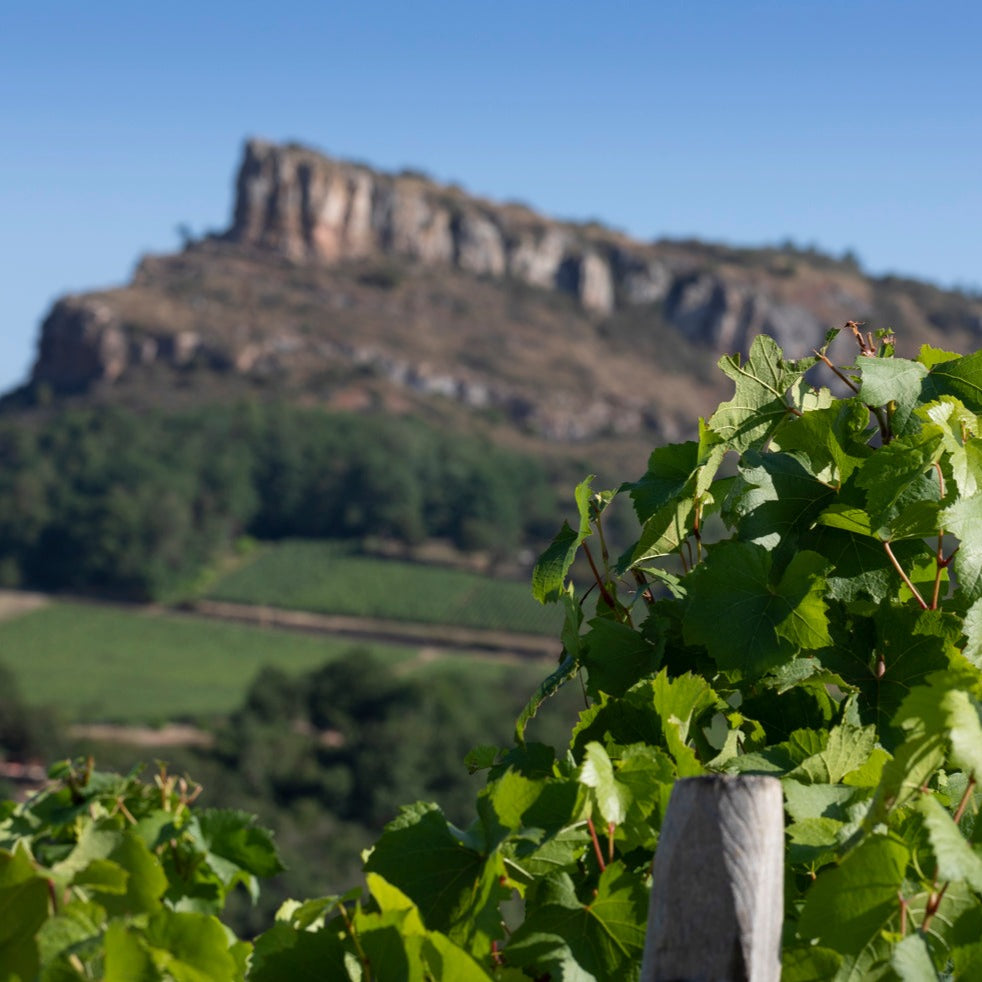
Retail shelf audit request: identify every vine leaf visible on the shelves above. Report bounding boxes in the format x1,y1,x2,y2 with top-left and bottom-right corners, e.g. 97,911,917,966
854,428,944,539
580,617,663,698
917,796,982,893
0,844,48,982
725,449,835,551
796,835,909,953
940,493,982,604
504,864,647,980
579,743,631,828
859,357,928,435
923,349,982,412
683,542,830,678
890,933,941,981
363,802,510,959
709,335,816,452
532,476,596,604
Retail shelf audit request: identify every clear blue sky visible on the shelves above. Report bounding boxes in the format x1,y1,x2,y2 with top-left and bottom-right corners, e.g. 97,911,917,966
2,1,980,393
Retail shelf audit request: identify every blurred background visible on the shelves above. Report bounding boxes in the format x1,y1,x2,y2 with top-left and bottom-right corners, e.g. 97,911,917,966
1,0,979,931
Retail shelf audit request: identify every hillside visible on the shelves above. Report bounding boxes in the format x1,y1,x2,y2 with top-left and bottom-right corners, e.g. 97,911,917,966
12,138,982,474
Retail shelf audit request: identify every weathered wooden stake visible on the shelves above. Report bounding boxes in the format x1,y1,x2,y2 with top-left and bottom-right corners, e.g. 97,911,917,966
641,774,784,982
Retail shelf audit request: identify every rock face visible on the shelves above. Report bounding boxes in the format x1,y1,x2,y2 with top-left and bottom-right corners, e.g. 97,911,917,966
24,138,982,444
229,139,621,314
222,139,849,351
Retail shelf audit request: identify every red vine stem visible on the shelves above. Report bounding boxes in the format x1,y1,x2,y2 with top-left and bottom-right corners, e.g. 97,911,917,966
582,541,618,613
953,776,977,826
813,348,860,394
587,817,607,872
883,541,928,610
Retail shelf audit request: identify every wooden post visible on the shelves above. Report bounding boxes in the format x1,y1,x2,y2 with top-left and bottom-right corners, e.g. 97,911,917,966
641,774,784,982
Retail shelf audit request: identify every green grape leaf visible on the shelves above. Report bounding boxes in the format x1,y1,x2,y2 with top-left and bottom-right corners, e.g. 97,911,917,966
726,450,835,550
142,910,241,982
871,732,947,819
0,844,48,982
623,442,701,523
894,669,982,777
188,809,285,885
818,607,959,744
533,522,582,605
858,357,928,435
916,795,982,892
709,335,815,452
504,863,647,980
363,802,509,957
781,945,843,981
797,834,909,953
963,596,982,667
515,652,579,744
797,723,877,784
623,494,695,566
812,525,928,603
772,400,872,489
103,920,157,982
924,349,982,413
684,542,831,678
248,922,348,981
786,817,844,869
941,493,982,603
580,617,663,698
953,942,982,980
816,503,874,538
890,933,940,981
579,743,631,828
919,344,961,369
854,428,944,538
532,477,598,603
917,397,982,496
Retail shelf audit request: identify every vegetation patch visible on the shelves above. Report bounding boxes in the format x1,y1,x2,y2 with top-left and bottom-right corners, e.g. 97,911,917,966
206,540,564,635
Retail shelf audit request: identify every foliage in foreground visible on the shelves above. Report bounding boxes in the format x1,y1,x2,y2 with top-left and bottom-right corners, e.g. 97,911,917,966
7,326,982,979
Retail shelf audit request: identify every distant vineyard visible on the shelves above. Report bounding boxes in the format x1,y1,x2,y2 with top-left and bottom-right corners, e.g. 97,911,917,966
206,541,564,635
0,601,412,721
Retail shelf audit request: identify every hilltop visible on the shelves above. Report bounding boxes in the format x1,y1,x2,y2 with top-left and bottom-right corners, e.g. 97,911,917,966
12,138,982,474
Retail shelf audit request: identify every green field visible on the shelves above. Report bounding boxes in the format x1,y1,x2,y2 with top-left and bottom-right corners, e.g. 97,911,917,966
206,541,563,634
0,601,416,722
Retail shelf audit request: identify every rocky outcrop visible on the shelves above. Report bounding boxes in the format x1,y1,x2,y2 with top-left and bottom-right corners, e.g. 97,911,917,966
225,139,838,349
32,298,214,391
24,138,982,442
230,140,624,316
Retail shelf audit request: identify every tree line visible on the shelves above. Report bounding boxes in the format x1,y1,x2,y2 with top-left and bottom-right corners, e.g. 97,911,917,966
0,404,558,599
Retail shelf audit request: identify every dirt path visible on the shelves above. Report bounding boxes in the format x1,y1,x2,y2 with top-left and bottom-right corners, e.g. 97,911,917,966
188,599,557,660
0,588,557,661
0,590,49,622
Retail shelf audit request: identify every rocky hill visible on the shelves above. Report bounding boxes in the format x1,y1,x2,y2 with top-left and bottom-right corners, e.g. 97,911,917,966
19,138,982,467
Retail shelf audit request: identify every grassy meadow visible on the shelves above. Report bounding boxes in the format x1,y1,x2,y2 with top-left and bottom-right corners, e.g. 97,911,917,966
0,598,556,724
205,540,563,635
0,601,417,722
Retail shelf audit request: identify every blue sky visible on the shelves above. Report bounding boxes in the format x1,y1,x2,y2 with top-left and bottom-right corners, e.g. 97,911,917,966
2,1,980,393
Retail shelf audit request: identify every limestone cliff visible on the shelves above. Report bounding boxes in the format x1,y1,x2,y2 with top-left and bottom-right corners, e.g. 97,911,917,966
25,139,982,449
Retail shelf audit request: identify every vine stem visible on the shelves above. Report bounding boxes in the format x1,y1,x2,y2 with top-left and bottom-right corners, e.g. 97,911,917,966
883,541,928,610
813,348,860,394
582,541,618,613
929,463,947,609
587,817,607,871
953,776,977,826
919,779,974,936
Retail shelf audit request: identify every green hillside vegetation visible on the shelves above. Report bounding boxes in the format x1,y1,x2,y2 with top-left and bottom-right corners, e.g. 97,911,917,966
0,601,413,721
206,540,564,634
0,403,558,600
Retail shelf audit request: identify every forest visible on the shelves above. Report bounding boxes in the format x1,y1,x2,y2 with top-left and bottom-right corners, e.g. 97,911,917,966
0,404,559,598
